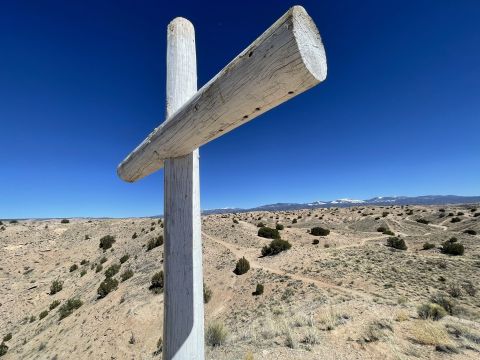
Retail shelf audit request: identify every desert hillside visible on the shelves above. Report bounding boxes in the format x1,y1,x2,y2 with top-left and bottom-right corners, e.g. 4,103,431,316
1,204,480,359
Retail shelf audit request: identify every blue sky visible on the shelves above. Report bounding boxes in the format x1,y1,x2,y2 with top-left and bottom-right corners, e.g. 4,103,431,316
1,0,479,218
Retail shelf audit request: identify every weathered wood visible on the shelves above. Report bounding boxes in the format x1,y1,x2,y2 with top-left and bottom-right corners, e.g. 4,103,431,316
162,18,204,359
118,5,327,182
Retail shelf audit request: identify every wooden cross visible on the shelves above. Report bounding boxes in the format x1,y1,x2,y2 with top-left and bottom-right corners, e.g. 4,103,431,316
117,5,327,359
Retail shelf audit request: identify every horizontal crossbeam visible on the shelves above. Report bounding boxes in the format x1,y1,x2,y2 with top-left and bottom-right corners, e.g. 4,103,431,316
118,5,327,182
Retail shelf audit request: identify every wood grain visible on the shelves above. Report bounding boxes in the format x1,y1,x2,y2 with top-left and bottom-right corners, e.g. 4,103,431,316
118,6,327,182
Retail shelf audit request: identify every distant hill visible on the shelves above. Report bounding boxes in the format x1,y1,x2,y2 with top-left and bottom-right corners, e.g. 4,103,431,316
202,195,480,214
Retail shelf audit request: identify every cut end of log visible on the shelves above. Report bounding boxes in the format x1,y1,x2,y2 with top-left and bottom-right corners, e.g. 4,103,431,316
291,5,327,82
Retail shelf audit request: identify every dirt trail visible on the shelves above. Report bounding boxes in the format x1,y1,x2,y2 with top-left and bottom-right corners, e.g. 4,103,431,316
203,232,372,301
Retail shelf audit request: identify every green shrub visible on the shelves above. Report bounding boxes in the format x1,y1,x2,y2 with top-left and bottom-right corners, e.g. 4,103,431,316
416,219,430,224
104,263,121,278
132,232,138,239
253,284,264,296
203,283,212,304
312,239,320,245
233,219,239,224
39,310,48,320
50,280,63,295
386,237,407,250
292,219,297,224
49,300,60,310
9,220,18,224
205,321,228,347
442,242,464,256
0,342,8,356
119,254,130,264
99,235,116,251
275,223,284,230
450,217,461,223
99,256,107,264
58,298,83,320
423,242,435,250
261,239,292,256
377,227,387,233
256,222,265,227
448,237,457,243
310,227,330,236
383,230,395,236
60,219,70,224
146,236,164,251
474,212,480,217
464,229,477,235
257,227,280,240
382,212,389,217
97,277,119,299
80,259,88,265
29,316,36,323
120,269,134,282
417,303,447,320
80,269,87,277
150,271,164,294
2,333,11,342
430,292,455,315
95,264,103,273
234,257,250,275
69,264,78,272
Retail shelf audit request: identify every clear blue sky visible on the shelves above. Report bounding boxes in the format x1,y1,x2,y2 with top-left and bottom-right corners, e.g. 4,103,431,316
1,0,479,218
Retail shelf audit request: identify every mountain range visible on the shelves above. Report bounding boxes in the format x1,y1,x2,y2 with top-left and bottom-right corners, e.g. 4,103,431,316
202,195,480,214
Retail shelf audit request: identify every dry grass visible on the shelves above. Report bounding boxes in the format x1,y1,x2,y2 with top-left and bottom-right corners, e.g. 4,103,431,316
408,320,453,346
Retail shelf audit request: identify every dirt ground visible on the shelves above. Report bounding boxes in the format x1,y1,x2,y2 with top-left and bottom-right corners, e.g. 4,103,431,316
1,204,479,359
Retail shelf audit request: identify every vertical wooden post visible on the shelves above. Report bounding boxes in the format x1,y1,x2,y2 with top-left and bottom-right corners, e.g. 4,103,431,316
163,18,204,359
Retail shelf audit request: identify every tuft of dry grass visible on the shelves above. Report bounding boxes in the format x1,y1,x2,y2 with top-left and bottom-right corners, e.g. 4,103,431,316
408,320,453,346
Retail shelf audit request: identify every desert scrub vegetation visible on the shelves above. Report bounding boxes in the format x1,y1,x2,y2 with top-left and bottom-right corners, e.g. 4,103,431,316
95,264,103,273
312,239,320,245
60,219,70,224
464,229,477,235
50,279,63,295
120,269,134,282
150,271,164,294
203,283,212,304
450,217,461,223
386,236,407,250
99,235,116,251
119,254,130,263
146,236,164,251
97,277,119,299
261,239,292,256
69,264,78,272
253,283,264,296
257,226,280,240
416,218,430,224
39,310,48,320
310,226,330,236
417,303,447,320
58,298,83,320
49,300,61,310
408,320,453,347
2,334,11,343
275,223,284,230
0,342,8,357
441,241,464,256
104,263,121,278
205,321,228,347
234,257,250,275
423,242,436,250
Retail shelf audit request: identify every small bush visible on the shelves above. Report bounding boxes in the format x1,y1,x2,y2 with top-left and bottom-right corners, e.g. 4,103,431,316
275,223,284,230
312,239,319,245
80,269,87,277
430,292,455,315
383,230,395,236
100,256,107,264
382,212,389,217
206,321,228,347
450,217,461,223
80,259,88,265
99,235,116,251
146,236,164,251
49,300,60,310
95,264,103,273
69,264,78,272
423,242,436,250
442,242,464,256
292,219,297,224
2,333,12,342
256,222,265,228
132,232,138,239
448,237,457,243
203,283,212,304
386,237,407,250
58,298,83,320
474,212,480,217
234,257,250,275
261,239,292,256
104,263,121,278
310,227,330,236
150,271,164,294
39,310,48,320
119,254,130,264
464,229,477,235
120,269,134,282
253,284,264,296
50,280,63,295
60,219,70,224
377,227,387,233
97,277,119,299
418,303,447,320
0,342,8,356
447,284,462,298
257,227,280,240
416,219,430,224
